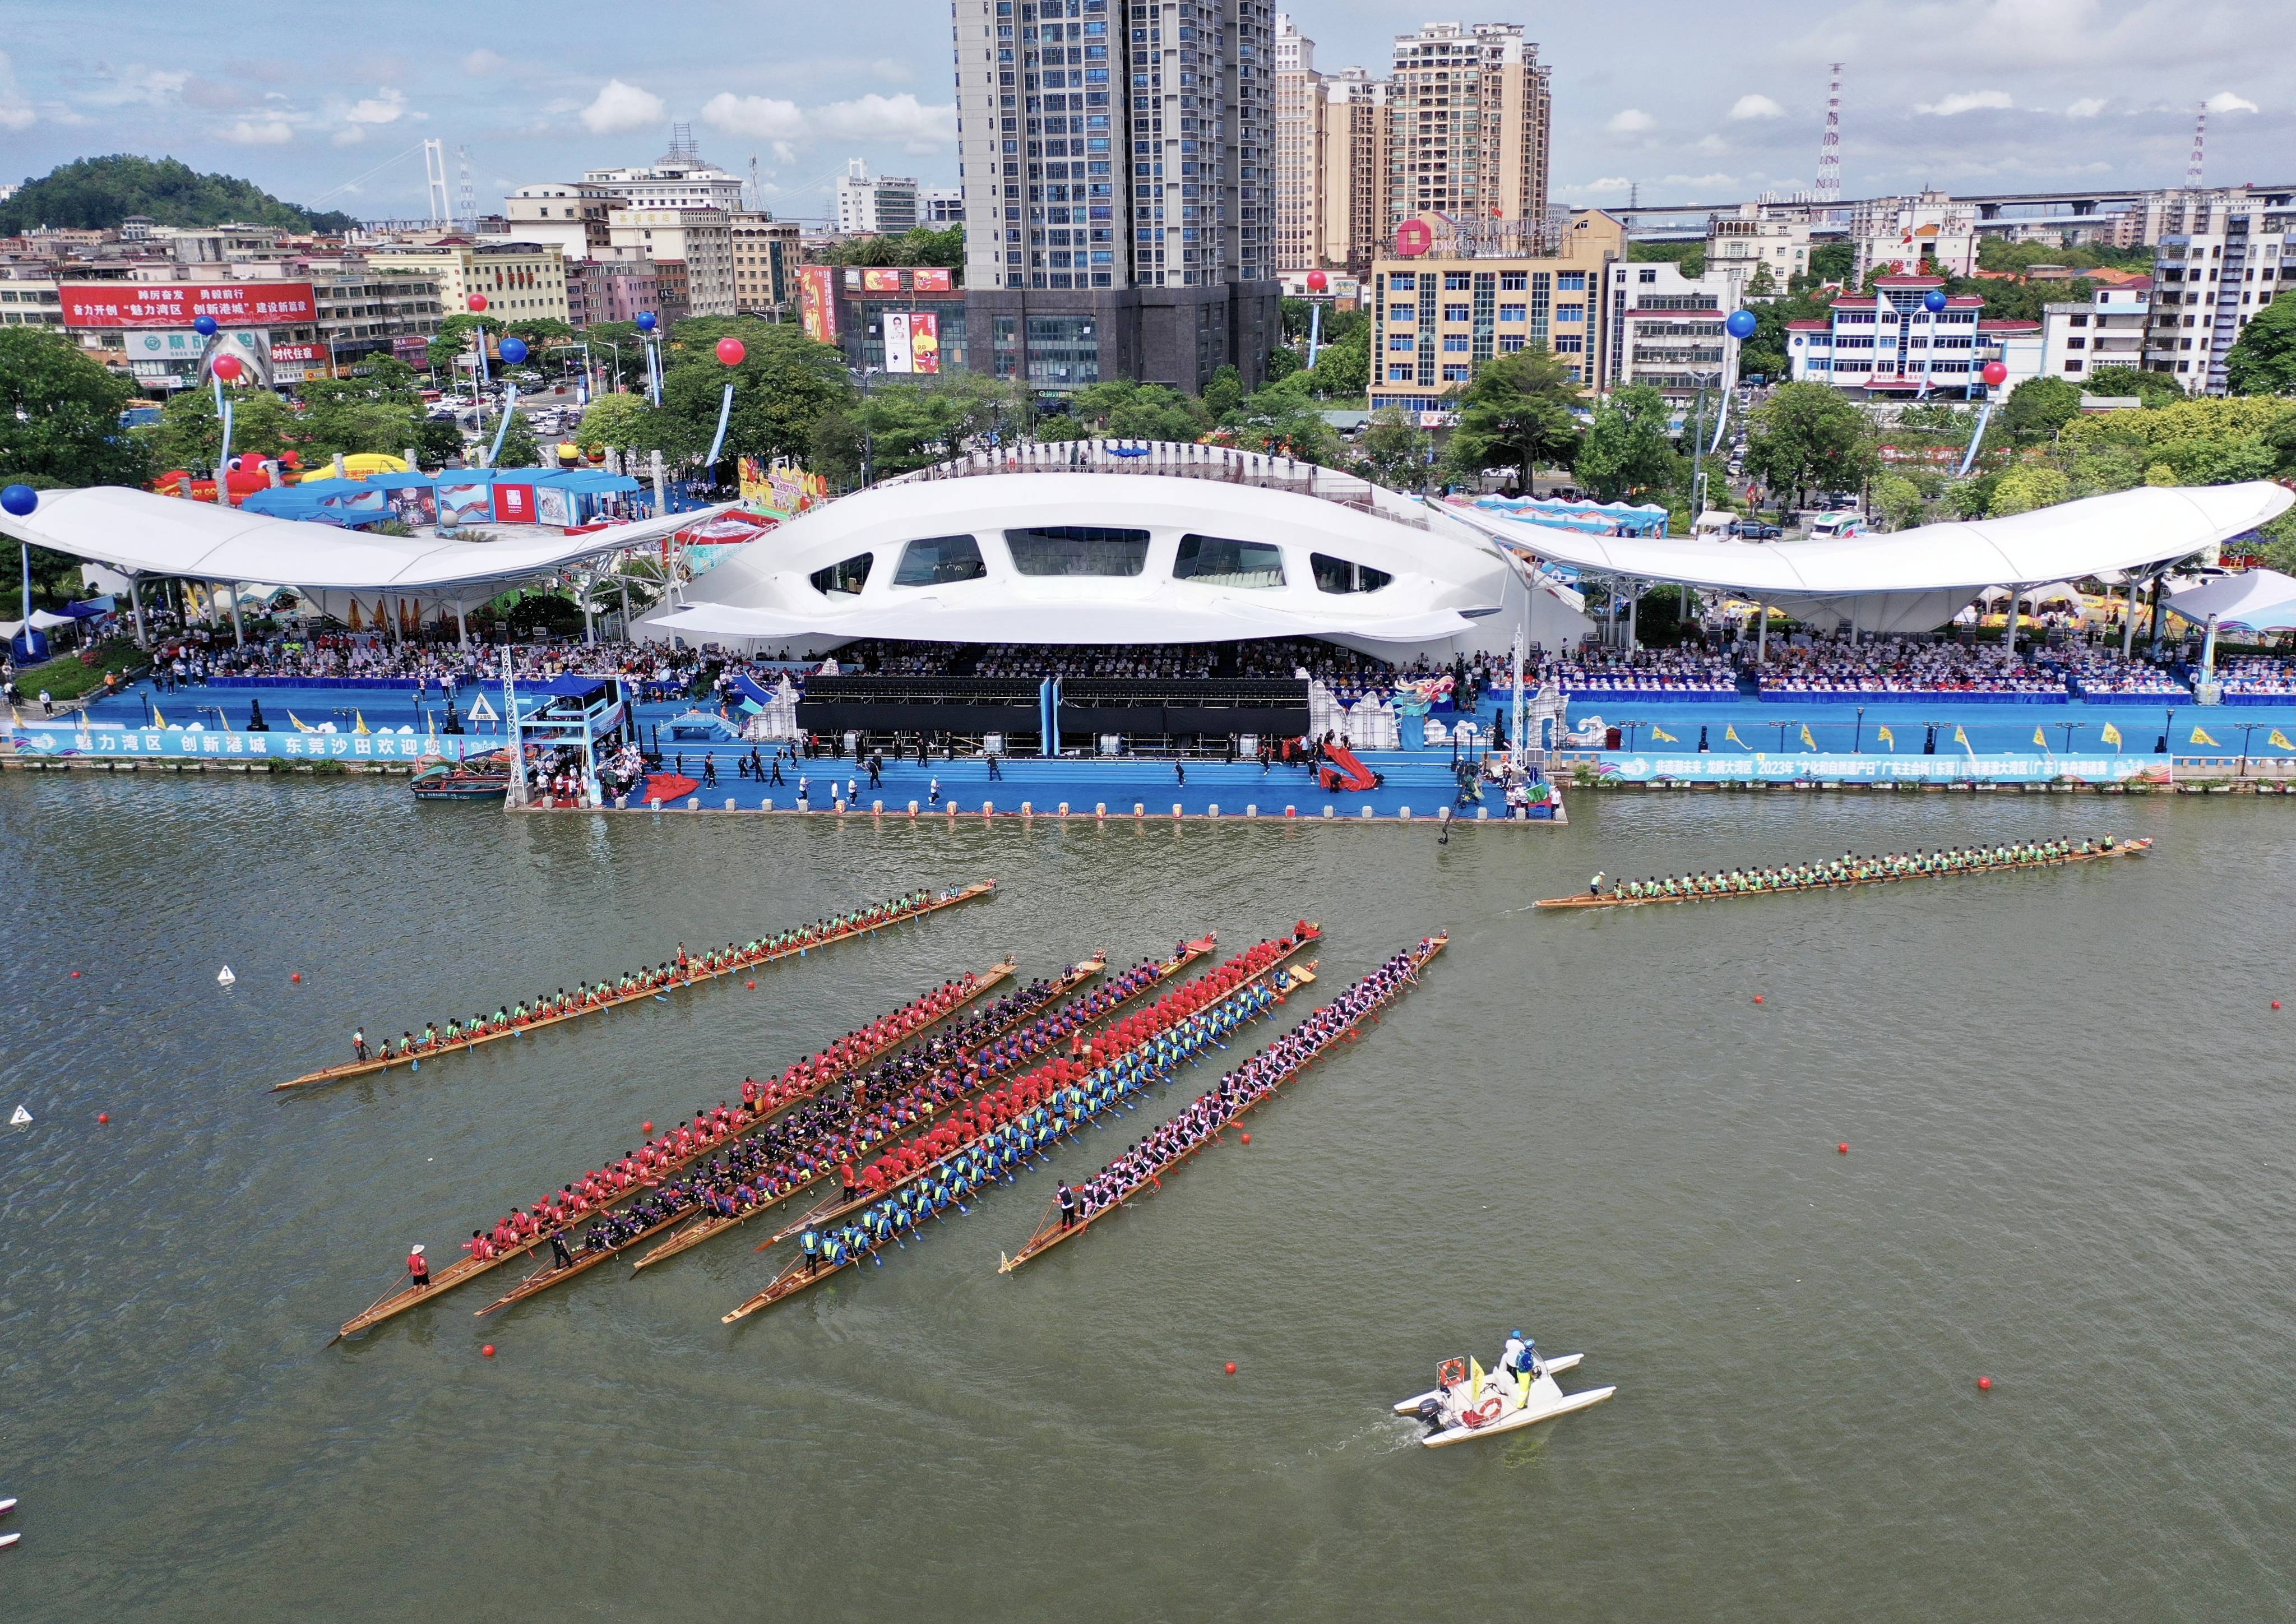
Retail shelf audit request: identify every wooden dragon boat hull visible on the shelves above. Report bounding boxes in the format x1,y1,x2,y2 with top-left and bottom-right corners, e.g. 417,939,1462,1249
329,954,1017,1342
279,880,996,1091
1535,841,2151,910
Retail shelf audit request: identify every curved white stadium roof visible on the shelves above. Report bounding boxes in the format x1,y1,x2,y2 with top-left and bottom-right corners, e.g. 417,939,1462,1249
0,485,725,597
646,470,1586,656
1451,482,2293,595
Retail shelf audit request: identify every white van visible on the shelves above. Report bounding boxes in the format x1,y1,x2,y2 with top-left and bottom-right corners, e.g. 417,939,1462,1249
1809,514,1864,540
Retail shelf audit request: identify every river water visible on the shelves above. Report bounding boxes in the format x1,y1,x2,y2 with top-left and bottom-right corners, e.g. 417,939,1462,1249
2,776,2290,1622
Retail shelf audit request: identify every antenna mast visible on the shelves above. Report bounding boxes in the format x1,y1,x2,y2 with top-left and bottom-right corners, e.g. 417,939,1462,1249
1815,63,1844,205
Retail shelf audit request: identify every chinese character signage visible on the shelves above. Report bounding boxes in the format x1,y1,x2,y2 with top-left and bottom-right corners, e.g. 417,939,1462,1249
862,268,904,293
799,265,837,344
59,282,317,329
912,267,953,293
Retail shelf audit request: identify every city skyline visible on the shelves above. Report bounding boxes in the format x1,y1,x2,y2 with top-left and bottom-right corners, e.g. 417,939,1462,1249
0,0,2287,224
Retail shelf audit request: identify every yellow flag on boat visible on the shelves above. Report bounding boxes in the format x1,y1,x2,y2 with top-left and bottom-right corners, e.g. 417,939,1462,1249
1724,724,1747,747
2034,726,2049,750
2190,725,2220,747
1875,724,1895,748
354,712,372,735
1651,725,1678,743
2272,729,2294,751
2100,721,2123,748
1469,1356,1485,1399
1800,724,1818,751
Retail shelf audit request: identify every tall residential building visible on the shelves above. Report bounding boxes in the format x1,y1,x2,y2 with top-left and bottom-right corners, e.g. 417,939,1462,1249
2142,188,2292,394
952,0,1281,394
837,161,923,235
605,207,736,317
730,212,799,315
1321,68,1387,275
1704,203,1809,297
1385,22,1551,234
503,184,621,263
1272,13,1325,272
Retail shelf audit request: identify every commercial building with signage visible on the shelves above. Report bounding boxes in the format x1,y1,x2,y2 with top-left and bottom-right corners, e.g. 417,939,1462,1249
1367,210,1623,416
365,240,571,325
799,265,968,376
59,280,326,393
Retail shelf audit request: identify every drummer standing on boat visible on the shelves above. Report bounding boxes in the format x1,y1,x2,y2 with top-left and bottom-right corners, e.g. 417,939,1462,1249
406,1244,430,1290
1589,871,1605,897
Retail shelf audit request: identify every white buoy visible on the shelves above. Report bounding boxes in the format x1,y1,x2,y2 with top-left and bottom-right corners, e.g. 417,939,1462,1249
8,1105,30,1126
217,965,237,987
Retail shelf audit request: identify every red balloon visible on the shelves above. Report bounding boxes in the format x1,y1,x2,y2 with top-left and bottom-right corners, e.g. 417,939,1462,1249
1306,270,1328,294
716,337,747,367
1982,360,2008,386
467,293,489,312
210,353,243,381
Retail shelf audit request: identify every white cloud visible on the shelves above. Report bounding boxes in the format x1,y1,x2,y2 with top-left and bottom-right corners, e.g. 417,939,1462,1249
334,126,366,147
1915,90,2015,115
344,87,408,125
463,48,507,76
0,50,32,131
701,91,807,140
2065,97,2106,118
2205,90,2259,114
223,118,293,145
1606,108,1654,134
580,78,665,136
82,65,188,108
813,92,956,144
1729,94,1784,121
1564,177,1635,197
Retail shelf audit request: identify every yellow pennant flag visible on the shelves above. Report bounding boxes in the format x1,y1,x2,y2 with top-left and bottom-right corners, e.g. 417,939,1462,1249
1954,724,1971,749
2100,721,2123,748
1651,725,1678,743
151,705,168,728
1800,723,1818,751
1875,725,1895,748
1724,723,1747,747
2271,729,2294,751
2033,726,2049,750
354,711,372,735
2190,725,2220,747
1469,1355,1486,1399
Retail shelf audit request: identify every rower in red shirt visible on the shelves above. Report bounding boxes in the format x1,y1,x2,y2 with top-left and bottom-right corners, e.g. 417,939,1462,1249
407,1244,432,1288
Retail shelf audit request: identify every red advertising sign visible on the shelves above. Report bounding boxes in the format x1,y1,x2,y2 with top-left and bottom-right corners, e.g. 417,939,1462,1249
494,484,536,524
862,268,904,293
912,267,953,293
270,343,328,364
59,282,317,329
1394,220,1432,258
799,265,838,344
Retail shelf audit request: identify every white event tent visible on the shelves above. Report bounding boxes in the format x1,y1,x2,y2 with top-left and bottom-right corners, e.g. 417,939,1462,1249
1448,482,2294,650
0,485,728,647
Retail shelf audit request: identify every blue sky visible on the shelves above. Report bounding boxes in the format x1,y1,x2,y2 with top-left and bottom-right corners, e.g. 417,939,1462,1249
1,0,2286,222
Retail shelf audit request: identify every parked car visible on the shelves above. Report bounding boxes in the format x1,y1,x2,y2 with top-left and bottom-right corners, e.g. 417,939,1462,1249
1732,521,1783,540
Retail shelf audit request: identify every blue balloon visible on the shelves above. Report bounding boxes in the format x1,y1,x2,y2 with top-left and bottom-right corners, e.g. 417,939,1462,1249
636,311,659,333
1924,288,1948,313
1725,308,1758,340
193,314,218,337
1,483,37,518
499,336,530,365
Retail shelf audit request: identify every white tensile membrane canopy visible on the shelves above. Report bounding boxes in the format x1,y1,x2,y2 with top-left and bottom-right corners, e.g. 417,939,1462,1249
2163,567,2296,632
0,485,729,604
1449,482,2295,635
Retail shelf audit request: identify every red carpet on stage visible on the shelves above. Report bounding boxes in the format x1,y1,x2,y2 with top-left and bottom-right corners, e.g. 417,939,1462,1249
643,772,701,804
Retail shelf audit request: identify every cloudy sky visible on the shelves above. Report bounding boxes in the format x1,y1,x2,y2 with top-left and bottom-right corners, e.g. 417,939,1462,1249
0,0,2285,222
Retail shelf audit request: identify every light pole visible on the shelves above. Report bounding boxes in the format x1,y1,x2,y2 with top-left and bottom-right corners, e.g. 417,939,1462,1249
1686,368,1720,522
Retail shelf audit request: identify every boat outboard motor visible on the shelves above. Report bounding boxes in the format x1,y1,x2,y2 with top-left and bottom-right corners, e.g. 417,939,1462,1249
1416,1397,1446,1432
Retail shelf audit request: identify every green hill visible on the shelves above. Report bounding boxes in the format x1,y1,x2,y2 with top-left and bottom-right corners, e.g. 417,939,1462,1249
0,155,359,237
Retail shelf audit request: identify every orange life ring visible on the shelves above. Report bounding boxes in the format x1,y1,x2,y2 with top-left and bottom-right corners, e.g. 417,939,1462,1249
1437,1358,1468,1389
1459,1396,1505,1429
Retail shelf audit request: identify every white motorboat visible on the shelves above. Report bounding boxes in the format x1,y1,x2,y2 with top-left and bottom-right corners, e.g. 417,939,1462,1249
1394,1351,1615,1449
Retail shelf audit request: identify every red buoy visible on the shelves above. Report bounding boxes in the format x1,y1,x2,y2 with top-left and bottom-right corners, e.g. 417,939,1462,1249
1752,994,1765,1004
1837,1142,1849,1154
2275,1001,2283,1011
98,1113,109,1124
291,973,302,983
746,980,756,989
1240,1133,1251,1145
1977,1376,1991,1391
482,1344,497,1358
1225,1362,1237,1375
642,1121,654,1135
70,970,81,978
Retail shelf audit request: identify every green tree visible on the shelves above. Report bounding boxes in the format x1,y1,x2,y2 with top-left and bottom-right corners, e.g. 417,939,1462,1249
1443,346,1585,489
142,384,298,473
1740,380,1878,510
1998,376,2082,443
2225,296,2296,396
1573,383,1678,500
1304,332,1368,398
0,327,150,487
428,313,506,376
1808,242,1856,285
579,323,655,392
1988,465,2073,515
655,321,854,469
817,225,966,271
1949,471,2002,519
1869,471,1924,530
0,154,357,235
848,374,1015,476
574,393,663,455
487,410,542,470
294,359,427,462
1629,242,1705,278
1203,364,1246,420
1067,378,1211,440
1353,406,1431,491
2081,364,2184,408
1221,381,1340,463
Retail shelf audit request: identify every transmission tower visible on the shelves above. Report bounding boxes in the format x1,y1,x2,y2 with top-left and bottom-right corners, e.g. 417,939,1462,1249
1815,63,1844,204
749,154,761,212
422,139,451,228
2186,102,2206,189
456,144,476,232
668,123,698,163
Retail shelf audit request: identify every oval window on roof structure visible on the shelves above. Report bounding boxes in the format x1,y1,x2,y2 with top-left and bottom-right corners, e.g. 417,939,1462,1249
808,553,873,596
1173,534,1285,588
1003,525,1150,577
1311,553,1393,594
892,535,986,586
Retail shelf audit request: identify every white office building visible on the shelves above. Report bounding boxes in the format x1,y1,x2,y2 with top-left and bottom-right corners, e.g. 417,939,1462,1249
2040,280,2151,385
837,160,923,235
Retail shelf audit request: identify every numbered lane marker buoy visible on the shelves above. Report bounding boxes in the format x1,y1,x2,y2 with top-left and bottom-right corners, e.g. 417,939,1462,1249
217,965,237,987
8,1105,30,1126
